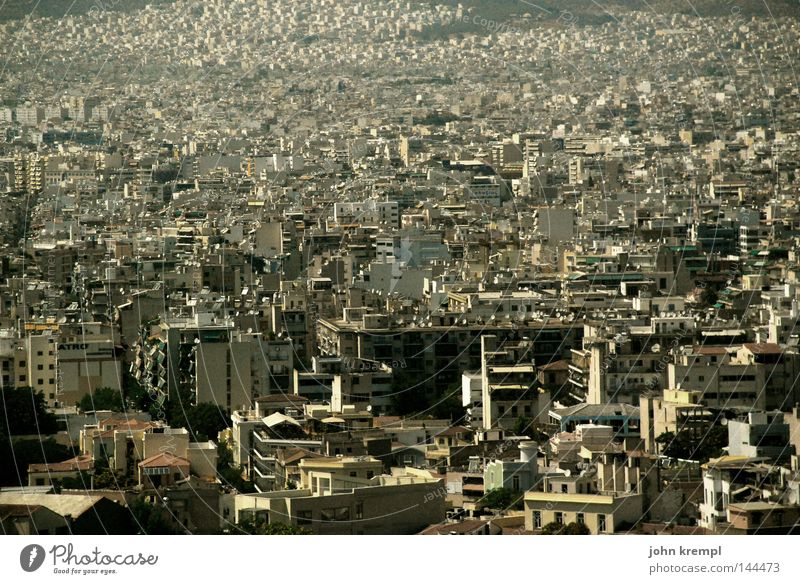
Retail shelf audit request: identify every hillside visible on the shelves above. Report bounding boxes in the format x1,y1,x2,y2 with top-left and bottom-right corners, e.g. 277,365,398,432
0,0,175,22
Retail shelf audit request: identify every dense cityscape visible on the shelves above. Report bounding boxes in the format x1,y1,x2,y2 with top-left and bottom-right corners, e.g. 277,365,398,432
1,0,800,536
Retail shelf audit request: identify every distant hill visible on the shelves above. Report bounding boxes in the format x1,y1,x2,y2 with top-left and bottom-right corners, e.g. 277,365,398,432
0,0,175,22
1,0,797,24
430,0,800,21
413,0,800,39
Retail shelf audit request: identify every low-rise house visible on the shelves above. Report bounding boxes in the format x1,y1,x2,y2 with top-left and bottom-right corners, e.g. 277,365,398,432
0,504,66,535
726,502,800,534
138,452,190,489
234,466,445,534
484,441,540,493
524,491,643,534
727,411,795,462
28,454,93,487
0,492,130,534
699,456,785,531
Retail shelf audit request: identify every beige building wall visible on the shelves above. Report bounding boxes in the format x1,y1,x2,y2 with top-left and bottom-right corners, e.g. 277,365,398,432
524,492,643,534
17,334,57,404
195,341,253,412
235,478,445,535
58,339,123,407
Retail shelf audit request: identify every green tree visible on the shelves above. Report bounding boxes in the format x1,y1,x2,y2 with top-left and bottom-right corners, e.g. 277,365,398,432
562,522,591,535
0,436,72,486
167,395,230,442
0,387,58,436
122,371,153,412
91,458,129,489
656,426,727,462
128,496,182,535
78,387,125,413
216,441,255,493
479,487,523,510
513,416,532,437
54,471,93,491
540,521,590,535
233,518,310,535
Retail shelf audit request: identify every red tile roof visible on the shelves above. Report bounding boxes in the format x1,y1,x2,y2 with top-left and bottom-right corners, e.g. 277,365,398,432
743,342,783,354
28,454,93,474
138,452,189,469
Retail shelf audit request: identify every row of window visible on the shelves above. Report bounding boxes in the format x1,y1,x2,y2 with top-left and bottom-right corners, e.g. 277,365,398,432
533,510,607,532
296,502,364,526
18,376,55,385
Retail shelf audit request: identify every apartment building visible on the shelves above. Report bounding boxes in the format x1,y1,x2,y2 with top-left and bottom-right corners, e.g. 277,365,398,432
234,463,445,534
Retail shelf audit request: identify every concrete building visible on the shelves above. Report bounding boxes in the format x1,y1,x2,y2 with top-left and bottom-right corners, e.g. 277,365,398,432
234,465,445,534
639,389,714,453
483,441,539,492
727,411,795,461
699,456,784,531
524,491,643,534
481,335,550,431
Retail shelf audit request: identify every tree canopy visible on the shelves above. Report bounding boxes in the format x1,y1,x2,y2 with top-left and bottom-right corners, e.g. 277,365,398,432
0,387,58,436
128,496,183,535
0,436,72,487
78,387,125,413
233,518,311,535
166,395,230,442
479,487,524,510
216,441,255,493
541,521,591,535
655,426,727,462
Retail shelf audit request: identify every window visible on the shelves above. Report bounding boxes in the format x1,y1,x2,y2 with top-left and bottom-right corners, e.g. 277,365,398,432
533,511,542,529
320,506,350,522
349,471,357,478
598,514,607,533
366,471,374,479
37,364,43,370
561,484,568,493
512,476,520,491
355,502,363,520
554,512,563,525
577,513,585,525
296,510,312,526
